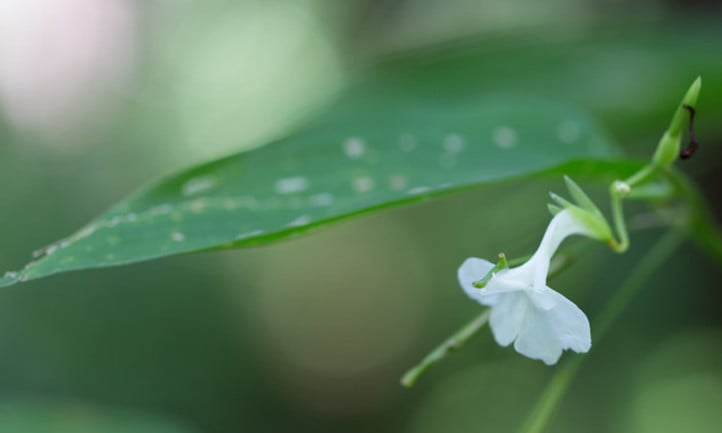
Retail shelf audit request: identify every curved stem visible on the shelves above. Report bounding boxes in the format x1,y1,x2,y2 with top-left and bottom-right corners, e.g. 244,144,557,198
609,189,629,253
608,163,660,253
624,164,655,187
517,229,685,433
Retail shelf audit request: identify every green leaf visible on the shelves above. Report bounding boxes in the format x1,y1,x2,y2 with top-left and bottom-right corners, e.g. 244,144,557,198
1,95,632,287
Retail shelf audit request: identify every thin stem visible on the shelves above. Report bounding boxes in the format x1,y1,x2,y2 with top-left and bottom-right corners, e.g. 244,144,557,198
516,355,584,433
517,229,685,433
609,190,629,253
624,164,655,187
607,163,660,253
594,229,684,340
400,309,490,388
610,161,667,252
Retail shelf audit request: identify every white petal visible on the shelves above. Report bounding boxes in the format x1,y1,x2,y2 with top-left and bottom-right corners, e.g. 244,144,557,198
513,288,591,365
513,308,564,365
526,286,558,311
489,291,529,346
544,288,591,353
525,209,594,292
536,210,593,261
478,268,530,293
457,257,496,305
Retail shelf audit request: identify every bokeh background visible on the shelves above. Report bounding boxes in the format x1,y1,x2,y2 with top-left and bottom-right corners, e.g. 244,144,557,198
1,1,722,432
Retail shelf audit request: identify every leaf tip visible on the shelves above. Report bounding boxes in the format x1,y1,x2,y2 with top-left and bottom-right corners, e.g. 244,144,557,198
0,271,22,288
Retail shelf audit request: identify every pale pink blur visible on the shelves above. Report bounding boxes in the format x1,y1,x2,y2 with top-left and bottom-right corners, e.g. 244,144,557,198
0,0,136,140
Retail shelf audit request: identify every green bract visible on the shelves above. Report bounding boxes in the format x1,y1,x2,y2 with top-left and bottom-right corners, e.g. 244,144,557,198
549,177,614,244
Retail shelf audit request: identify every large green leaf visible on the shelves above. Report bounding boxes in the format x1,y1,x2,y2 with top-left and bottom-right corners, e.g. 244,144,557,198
0,95,631,287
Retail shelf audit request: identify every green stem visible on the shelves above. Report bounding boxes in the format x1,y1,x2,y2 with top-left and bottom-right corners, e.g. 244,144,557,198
517,229,685,433
624,164,655,187
609,163,663,252
400,309,491,388
516,355,584,433
594,228,684,340
609,189,629,253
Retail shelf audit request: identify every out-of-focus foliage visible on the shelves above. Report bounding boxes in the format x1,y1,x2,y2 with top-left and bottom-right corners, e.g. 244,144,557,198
0,402,195,433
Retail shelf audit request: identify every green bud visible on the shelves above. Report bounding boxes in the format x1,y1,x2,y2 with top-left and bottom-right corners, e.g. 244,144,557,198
611,180,631,198
652,77,701,167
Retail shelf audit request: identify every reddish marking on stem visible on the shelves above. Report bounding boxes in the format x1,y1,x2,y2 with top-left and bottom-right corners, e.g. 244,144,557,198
680,104,698,160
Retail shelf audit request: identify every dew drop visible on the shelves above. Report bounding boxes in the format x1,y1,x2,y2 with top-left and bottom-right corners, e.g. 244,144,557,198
557,120,581,144
148,204,174,216
443,133,465,154
236,229,264,240
389,175,407,191
352,176,374,193
275,176,310,194
343,137,366,159
493,126,517,149
182,175,217,196
171,232,186,242
407,186,431,195
107,216,124,227
309,193,334,207
223,199,240,210
288,215,311,228
189,199,207,214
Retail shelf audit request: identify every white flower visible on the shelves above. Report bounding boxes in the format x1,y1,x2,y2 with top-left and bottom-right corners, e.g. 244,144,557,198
458,209,593,365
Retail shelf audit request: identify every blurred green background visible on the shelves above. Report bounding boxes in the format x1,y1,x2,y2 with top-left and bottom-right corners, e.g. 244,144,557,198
1,1,721,432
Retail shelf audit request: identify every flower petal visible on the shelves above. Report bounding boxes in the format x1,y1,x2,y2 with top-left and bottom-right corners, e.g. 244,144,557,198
519,209,594,293
544,288,592,353
526,286,558,311
513,288,591,365
457,257,496,305
489,291,529,346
